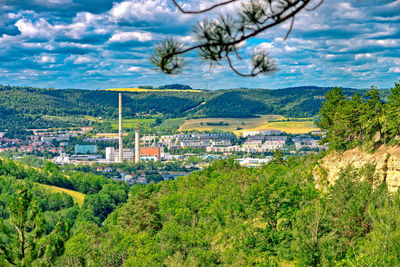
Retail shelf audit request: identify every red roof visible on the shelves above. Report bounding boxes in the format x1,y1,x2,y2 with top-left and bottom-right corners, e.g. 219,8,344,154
140,147,160,158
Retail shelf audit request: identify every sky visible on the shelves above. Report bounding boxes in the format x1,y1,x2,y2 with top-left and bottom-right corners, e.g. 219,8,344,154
0,0,399,90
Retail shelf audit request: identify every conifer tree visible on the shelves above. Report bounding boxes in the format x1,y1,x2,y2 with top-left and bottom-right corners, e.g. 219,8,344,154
317,87,345,149
361,86,383,143
0,187,70,266
384,81,400,142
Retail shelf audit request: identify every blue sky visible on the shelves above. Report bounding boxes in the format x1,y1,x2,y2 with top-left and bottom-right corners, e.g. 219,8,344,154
0,0,399,90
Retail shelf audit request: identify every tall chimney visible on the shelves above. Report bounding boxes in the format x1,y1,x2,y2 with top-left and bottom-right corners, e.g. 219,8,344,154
135,119,140,163
119,93,123,162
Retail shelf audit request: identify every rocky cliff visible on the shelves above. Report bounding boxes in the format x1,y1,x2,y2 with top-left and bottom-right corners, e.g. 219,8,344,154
314,146,400,192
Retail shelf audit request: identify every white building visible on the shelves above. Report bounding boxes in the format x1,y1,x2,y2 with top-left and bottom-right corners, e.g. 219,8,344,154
236,157,272,167
114,149,134,162
206,145,241,153
54,152,70,165
243,130,281,137
292,138,322,150
106,147,115,162
107,147,134,162
262,140,286,151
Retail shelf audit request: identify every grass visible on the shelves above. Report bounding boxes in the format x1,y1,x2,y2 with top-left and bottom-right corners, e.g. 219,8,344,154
110,118,186,133
105,88,202,93
178,115,318,135
110,118,155,130
159,118,186,131
41,184,85,206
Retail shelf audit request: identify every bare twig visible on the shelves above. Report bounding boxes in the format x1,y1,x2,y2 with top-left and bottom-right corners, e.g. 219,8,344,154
305,0,324,11
226,54,255,77
172,0,239,14
283,15,295,40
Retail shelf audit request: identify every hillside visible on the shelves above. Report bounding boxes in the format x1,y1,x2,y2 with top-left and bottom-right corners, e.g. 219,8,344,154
0,84,383,131
54,156,400,266
314,145,400,192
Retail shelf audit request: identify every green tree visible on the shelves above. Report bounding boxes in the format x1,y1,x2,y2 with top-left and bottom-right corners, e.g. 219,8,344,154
0,187,70,266
361,86,384,143
271,148,285,165
384,81,400,142
317,87,345,149
333,92,364,149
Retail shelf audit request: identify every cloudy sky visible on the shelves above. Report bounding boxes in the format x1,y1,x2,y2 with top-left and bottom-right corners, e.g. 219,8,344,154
0,0,399,90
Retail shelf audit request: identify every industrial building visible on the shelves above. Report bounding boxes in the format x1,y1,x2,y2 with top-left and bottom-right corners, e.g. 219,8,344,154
75,144,97,154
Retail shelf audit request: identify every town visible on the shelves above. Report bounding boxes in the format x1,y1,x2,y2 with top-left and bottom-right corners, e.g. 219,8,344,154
0,92,325,186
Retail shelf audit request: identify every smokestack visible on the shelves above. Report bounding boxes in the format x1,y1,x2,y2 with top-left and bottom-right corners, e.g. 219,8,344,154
119,93,123,162
135,119,140,163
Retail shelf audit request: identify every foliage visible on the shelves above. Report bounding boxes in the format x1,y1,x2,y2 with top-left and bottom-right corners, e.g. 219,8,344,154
0,159,128,225
0,187,70,266
318,81,400,150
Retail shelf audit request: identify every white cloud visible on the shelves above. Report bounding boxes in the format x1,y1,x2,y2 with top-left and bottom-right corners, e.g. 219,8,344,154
110,0,178,22
35,0,73,5
127,66,142,72
73,56,92,64
109,31,153,43
34,55,56,64
334,2,363,20
354,53,374,60
389,67,400,73
15,18,40,37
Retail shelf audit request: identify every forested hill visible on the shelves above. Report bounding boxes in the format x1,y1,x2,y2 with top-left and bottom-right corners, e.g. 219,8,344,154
0,84,388,130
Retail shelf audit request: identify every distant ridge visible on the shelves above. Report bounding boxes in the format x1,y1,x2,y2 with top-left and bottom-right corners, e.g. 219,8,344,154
0,84,391,133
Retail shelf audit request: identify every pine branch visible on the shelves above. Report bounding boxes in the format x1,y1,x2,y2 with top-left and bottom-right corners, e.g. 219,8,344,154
153,0,319,76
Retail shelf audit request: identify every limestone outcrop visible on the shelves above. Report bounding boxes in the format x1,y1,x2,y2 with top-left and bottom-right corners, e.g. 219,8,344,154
314,146,400,192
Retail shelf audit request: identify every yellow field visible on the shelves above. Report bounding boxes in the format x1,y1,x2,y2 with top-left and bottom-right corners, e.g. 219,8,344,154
41,184,85,206
178,115,283,132
178,115,318,135
105,88,202,93
234,120,318,135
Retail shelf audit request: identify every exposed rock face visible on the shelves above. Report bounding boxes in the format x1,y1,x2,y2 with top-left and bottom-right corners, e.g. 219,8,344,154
314,146,400,192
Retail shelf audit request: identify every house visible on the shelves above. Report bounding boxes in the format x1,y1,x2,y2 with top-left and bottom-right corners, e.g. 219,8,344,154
104,167,113,173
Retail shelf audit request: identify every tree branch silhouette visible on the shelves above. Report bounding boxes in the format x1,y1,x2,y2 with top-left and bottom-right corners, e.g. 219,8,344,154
152,0,324,76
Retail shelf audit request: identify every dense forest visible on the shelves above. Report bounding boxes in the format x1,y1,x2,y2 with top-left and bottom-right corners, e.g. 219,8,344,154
0,84,387,131
3,155,400,266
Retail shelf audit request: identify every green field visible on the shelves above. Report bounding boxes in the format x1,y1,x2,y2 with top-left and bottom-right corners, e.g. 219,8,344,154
111,118,155,130
111,117,186,133
158,118,186,131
